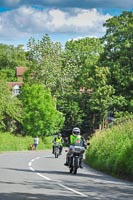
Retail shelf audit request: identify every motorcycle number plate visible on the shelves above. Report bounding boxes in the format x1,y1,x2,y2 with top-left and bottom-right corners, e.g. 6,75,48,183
75,147,81,152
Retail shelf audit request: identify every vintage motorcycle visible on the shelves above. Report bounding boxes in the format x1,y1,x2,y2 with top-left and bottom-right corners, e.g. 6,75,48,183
67,145,85,174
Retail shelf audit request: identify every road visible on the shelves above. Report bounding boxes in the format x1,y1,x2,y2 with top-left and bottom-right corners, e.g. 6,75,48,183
0,149,133,200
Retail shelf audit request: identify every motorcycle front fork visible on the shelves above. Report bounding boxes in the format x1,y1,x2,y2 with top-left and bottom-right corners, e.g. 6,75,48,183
67,156,83,167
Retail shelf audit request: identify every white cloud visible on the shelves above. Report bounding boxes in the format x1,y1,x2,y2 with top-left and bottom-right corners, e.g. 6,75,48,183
0,6,112,40
64,8,111,33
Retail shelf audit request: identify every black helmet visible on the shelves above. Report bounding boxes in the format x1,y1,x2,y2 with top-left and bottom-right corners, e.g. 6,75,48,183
72,127,80,136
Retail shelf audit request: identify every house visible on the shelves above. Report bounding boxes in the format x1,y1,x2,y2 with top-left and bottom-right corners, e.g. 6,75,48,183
79,87,92,94
8,66,28,95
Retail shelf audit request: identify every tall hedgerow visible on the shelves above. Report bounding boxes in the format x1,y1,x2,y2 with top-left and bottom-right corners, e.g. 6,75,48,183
85,120,133,181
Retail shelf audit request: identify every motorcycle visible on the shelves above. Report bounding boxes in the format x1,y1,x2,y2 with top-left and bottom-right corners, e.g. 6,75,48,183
53,142,60,158
67,145,85,174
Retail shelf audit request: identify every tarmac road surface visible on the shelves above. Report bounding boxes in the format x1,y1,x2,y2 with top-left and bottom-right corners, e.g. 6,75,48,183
0,149,133,200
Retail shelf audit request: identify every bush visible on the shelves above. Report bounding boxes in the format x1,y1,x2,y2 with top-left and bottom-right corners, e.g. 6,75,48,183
85,120,133,181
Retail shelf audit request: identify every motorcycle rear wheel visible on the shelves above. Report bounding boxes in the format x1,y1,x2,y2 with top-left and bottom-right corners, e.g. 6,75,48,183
73,167,77,174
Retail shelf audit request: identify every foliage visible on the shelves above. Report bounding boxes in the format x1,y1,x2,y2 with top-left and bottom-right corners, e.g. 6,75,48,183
57,92,85,130
0,11,132,137
114,111,133,124
20,83,65,137
100,11,133,112
64,37,104,90
0,131,52,151
89,85,115,123
0,44,29,81
26,35,106,132
87,66,114,125
85,119,133,181
0,77,23,132
26,34,65,95
62,38,105,131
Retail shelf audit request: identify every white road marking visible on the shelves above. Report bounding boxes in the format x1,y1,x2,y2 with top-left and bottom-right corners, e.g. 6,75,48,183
29,166,35,171
28,156,88,197
57,183,88,197
37,172,51,180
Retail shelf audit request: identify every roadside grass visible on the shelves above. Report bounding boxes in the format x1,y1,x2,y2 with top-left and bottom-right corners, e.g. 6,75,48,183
0,132,52,152
85,120,133,181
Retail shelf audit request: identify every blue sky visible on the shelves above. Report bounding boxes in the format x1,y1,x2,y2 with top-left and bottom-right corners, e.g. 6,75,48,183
0,0,133,48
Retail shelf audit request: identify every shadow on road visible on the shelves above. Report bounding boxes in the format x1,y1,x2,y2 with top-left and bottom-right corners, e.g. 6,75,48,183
3,166,132,184
0,171,133,200
0,193,89,200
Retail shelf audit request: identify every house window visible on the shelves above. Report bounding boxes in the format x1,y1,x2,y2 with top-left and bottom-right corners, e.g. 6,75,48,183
13,85,20,95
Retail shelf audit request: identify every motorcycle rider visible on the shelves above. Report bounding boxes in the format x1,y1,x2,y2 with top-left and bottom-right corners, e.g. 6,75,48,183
52,133,64,154
64,127,86,168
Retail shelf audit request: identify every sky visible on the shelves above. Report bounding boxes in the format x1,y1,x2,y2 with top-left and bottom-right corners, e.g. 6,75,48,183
0,0,133,48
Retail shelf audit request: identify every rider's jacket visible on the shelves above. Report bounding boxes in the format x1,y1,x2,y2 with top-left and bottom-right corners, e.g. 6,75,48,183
70,135,82,146
54,137,63,145
69,134,86,147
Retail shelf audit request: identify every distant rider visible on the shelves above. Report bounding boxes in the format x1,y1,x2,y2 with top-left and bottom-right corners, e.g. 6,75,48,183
52,133,64,155
64,127,86,168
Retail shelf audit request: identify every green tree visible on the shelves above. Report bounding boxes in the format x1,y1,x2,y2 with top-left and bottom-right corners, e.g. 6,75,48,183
57,92,85,131
87,66,128,129
0,44,29,81
61,38,104,132
0,77,23,132
100,11,133,112
26,34,64,95
20,83,64,137
64,37,103,90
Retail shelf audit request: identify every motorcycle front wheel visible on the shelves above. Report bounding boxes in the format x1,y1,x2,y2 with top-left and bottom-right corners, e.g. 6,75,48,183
54,147,59,158
73,156,78,174
55,152,58,158
69,167,73,173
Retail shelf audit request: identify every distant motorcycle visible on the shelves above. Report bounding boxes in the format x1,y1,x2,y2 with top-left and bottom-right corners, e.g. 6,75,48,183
67,145,85,174
53,142,60,158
